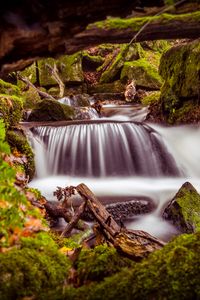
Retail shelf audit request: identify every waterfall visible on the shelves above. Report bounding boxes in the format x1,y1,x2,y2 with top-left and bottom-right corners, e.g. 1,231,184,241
30,121,181,178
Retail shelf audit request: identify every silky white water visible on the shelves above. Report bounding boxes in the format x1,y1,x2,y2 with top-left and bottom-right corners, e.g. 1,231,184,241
28,108,200,241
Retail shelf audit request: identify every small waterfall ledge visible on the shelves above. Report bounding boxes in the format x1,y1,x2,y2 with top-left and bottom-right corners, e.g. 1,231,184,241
30,121,181,178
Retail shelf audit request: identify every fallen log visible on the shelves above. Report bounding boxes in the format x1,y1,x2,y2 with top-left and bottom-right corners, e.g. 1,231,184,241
75,183,165,260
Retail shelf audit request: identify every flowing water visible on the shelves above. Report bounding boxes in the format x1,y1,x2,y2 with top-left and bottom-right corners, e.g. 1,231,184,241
28,105,200,241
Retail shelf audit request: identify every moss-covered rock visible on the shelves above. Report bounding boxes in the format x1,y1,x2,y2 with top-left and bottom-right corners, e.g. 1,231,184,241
163,182,200,233
6,130,35,180
37,57,58,86
159,39,200,124
88,80,125,94
99,43,143,83
141,91,161,106
47,232,200,300
0,233,71,300
0,79,21,96
58,52,84,83
18,62,37,87
121,58,163,89
48,86,61,98
28,99,75,122
22,86,42,110
0,94,23,128
75,244,135,285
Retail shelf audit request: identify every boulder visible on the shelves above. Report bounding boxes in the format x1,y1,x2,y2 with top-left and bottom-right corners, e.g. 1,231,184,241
159,39,200,124
28,99,75,122
163,182,200,233
121,58,163,89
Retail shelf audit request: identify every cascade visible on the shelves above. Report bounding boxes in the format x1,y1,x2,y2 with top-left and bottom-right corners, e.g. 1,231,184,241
30,121,180,178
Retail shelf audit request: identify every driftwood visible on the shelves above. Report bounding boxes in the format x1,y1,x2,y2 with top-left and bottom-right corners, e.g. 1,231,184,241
55,183,165,260
17,74,56,101
45,63,65,98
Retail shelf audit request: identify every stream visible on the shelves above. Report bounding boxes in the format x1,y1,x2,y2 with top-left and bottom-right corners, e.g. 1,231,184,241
27,103,200,241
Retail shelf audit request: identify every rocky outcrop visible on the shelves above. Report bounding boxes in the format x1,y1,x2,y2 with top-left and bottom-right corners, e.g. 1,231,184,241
121,58,162,89
159,39,200,124
163,182,200,233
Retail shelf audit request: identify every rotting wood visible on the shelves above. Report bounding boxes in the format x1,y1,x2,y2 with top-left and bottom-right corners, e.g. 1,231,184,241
56,183,165,260
17,73,56,101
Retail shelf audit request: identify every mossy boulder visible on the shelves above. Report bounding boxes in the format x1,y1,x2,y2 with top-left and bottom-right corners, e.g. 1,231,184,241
0,94,23,128
0,79,21,96
163,182,200,233
6,130,35,180
141,91,161,106
28,99,75,122
0,233,71,300
37,57,58,86
159,39,200,123
45,232,200,300
22,86,42,110
58,52,84,83
75,244,135,285
48,86,61,98
18,62,37,87
99,43,143,83
88,80,125,94
121,58,163,89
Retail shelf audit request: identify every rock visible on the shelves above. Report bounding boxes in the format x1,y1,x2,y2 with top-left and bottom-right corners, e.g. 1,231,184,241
18,62,37,88
37,57,58,86
0,94,23,128
28,99,75,122
159,39,200,124
88,80,125,94
163,182,200,233
58,52,84,83
99,43,142,83
74,107,99,120
121,58,163,89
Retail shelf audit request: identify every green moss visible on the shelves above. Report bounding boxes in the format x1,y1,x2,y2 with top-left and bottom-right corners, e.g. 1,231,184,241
164,182,200,233
141,91,161,106
99,43,143,83
58,52,84,83
75,244,135,285
159,39,200,124
50,232,200,300
0,79,20,96
88,80,125,94
121,58,163,89
0,94,23,128
88,11,200,31
28,99,75,122
22,86,42,109
48,86,61,98
6,130,35,180
0,233,71,300
37,57,58,86
18,62,37,88
82,51,104,66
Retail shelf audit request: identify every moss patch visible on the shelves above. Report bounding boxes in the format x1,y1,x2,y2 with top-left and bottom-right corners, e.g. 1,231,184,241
0,233,71,300
121,58,163,89
58,52,84,83
0,79,20,96
163,182,200,233
141,91,161,106
0,94,23,128
6,130,35,180
28,99,75,122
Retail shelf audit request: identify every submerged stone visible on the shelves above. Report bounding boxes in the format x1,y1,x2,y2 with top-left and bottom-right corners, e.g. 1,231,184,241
163,182,200,233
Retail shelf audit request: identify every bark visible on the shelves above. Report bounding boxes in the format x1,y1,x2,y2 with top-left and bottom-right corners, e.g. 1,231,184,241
1,4,200,73
17,74,56,100
76,183,165,260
